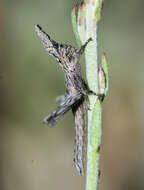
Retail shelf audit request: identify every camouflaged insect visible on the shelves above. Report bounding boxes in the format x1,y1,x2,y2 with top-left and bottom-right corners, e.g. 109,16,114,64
35,24,92,175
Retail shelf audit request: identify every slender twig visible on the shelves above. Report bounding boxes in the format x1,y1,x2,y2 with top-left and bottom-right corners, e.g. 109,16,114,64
71,1,109,190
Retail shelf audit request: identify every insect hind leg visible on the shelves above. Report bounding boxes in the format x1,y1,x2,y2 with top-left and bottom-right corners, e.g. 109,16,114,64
56,94,67,105
43,92,82,126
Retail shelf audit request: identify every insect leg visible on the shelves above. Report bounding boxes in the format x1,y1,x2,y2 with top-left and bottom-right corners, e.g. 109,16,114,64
77,38,92,55
56,94,67,105
43,92,82,126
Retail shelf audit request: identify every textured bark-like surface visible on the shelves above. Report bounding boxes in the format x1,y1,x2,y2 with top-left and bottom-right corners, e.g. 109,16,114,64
72,97,87,175
35,25,91,175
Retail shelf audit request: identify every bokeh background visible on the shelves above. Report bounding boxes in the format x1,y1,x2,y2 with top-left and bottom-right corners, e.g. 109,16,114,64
0,0,144,189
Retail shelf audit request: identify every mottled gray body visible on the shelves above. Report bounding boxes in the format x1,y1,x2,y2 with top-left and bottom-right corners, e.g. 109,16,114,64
35,25,91,175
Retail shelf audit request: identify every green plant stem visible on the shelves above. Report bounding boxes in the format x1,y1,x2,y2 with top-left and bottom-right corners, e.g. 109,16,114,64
72,1,106,190
84,2,102,190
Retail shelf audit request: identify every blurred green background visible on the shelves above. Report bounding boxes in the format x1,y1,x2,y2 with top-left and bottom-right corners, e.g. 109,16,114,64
0,0,144,189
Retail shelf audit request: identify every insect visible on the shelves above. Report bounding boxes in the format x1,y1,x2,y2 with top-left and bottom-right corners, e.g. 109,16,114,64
35,24,92,175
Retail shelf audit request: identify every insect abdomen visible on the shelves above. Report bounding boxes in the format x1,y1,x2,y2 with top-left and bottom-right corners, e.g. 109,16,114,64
72,98,86,175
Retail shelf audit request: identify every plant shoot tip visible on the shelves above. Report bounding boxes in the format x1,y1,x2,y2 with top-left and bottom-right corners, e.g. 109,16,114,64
80,1,86,8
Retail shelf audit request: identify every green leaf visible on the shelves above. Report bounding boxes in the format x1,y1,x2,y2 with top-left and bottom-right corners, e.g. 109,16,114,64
94,0,103,20
77,1,86,44
101,52,109,97
71,4,82,46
